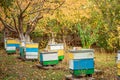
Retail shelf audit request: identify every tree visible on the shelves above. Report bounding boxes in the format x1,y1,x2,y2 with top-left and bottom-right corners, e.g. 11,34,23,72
90,0,120,51
0,0,65,43
76,15,101,48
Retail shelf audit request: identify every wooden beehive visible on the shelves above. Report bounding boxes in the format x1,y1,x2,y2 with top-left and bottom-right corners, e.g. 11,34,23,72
6,39,20,53
25,43,38,59
48,44,64,61
69,49,94,76
117,50,120,76
40,51,59,66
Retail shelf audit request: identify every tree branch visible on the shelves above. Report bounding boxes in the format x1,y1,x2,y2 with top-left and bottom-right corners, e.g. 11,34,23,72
16,0,22,12
0,17,17,32
26,14,43,35
29,0,65,15
52,1,65,11
29,0,46,14
21,2,31,15
11,15,20,35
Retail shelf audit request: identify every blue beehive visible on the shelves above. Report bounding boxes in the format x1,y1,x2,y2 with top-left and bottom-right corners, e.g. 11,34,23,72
69,49,94,76
6,39,20,54
25,43,39,59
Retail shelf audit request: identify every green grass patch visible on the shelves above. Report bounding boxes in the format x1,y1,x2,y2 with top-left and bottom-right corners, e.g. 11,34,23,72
0,49,118,79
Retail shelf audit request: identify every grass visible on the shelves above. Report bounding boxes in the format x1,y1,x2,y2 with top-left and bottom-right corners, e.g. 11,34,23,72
0,49,118,80
94,52,117,80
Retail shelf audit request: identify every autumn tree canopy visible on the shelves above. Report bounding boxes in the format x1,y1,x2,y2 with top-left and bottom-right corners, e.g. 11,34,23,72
0,0,65,42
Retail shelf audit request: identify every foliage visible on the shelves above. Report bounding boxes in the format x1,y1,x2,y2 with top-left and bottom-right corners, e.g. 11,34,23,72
0,0,14,9
0,0,119,51
0,32,3,42
90,0,120,51
0,49,117,79
76,17,100,48
0,0,65,42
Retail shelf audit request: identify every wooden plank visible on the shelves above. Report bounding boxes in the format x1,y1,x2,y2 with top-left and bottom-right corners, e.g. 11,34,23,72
26,48,38,52
26,55,38,59
6,46,16,50
7,39,20,44
117,53,120,60
69,49,94,53
69,52,94,60
69,59,94,70
41,60,59,66
49,44,64,50
58,56,64,61
26,43,38,48
26,52,38,55
58,50,64,56
40,52,58,61
70,69,94,76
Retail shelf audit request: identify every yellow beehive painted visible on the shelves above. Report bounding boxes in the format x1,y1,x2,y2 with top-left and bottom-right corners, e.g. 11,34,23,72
69,53,74,59
68,49,94,60
7,39,20,44
26,43,38,48
118,68,120,76
58,50,64,56
117,62,120,76
117,62,120,68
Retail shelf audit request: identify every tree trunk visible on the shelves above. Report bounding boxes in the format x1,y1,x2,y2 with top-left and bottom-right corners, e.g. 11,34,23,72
51,32,55,44
19,33,31,47
63,35,67,50
25,33,31,43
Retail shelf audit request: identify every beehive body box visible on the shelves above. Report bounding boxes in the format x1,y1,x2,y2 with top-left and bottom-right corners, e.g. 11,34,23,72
69,49,94,59
4,38,7,49
117,51,120,76
25,43,38,59
70,69,94,76
69,49,94,76
6,39,20,53
69,59,94,70
40,51,58,66
6,46,16,53
48,44,64,61
19,47,24,57
117,62,120,76
117,50,120,60
48,44,64,50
